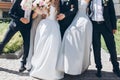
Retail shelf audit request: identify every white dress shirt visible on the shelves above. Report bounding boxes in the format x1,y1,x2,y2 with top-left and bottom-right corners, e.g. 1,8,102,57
91,0,104,21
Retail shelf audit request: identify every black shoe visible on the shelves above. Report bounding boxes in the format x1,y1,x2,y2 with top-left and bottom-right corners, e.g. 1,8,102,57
27,69,31,72
0,51,2,55
113,69,120,77
0,43,3,55
19,66,26,72
96,70,102,78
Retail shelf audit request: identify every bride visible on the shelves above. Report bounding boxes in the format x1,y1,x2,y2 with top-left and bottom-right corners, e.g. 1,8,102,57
57,0,93,75
29,0,64,79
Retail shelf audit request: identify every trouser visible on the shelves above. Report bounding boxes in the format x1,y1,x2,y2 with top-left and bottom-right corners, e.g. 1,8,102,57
0,22,30,66
92,21,119,71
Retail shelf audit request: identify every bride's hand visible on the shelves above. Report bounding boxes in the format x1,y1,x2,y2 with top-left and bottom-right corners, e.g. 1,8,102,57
20,18,29,24
41,14,47,19
57,13,65,20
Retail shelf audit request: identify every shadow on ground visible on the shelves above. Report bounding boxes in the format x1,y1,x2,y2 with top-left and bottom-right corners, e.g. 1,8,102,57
0,67,29,76
61,70,120,80
1,66,120,80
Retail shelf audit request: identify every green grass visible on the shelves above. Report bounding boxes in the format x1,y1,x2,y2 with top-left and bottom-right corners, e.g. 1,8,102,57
0,20,120,54
101,19,120,55
0,22,23,53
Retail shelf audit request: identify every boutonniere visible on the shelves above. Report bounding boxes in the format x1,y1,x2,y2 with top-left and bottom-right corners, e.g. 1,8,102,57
103,0,109,6
63,0,70,5
70,5,74,11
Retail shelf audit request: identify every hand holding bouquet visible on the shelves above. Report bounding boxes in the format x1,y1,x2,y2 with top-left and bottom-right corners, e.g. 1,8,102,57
20,0,33,23
21,0,50,20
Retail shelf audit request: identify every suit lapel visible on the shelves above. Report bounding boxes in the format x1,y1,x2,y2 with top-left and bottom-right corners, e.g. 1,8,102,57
102,0,105,14
102,0,104,6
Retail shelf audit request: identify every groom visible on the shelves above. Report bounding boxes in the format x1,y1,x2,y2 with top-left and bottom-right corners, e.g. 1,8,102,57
88,0,120,77
57,0,78,38
0,0,32,72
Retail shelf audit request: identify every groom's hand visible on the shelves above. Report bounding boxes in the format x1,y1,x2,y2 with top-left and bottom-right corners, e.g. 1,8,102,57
113,29,117,34
57,13,65,20
20,18,29,24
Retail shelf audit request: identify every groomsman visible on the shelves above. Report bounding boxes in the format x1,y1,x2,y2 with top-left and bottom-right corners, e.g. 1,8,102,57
88,0,120,77
57,0,78,38
0,0,32,72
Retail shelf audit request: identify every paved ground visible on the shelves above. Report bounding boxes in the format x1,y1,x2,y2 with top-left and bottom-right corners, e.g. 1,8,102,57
0,49,120,80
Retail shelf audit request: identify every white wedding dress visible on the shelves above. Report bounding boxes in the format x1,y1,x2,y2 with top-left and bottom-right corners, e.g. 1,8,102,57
29,5,64,80
57,0,93,75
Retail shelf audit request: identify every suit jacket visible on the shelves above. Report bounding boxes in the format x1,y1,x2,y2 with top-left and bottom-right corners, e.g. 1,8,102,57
88,0,117,31
59,0,78,29
9,0,33,30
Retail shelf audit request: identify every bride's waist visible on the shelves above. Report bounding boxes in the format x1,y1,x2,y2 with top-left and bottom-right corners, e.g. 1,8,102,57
77,10,87,14
46,16,56,20
76,12,88,17
46,18,56,21
43,18,57,22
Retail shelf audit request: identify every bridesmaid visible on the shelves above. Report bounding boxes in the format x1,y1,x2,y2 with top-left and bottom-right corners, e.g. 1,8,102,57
26,13,42,70
20,0,43,70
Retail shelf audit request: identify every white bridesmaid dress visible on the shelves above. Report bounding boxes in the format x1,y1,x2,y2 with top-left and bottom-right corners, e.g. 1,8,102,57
26,15,42,70
57,0,93,75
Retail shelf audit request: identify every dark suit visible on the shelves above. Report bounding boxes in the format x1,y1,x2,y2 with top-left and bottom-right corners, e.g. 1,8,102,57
59,0,78,38
88,0,119,71
0,0,32,66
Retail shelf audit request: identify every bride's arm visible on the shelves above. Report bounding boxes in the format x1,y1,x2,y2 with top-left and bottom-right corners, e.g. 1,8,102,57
85,0,90,3
86,0,91,15
32,12,38,19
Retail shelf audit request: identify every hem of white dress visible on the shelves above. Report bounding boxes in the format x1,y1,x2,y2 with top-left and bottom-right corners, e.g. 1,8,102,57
64,72,82,75
30,74,64,80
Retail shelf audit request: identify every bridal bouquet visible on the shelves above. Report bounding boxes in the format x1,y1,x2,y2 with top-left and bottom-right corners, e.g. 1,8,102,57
33,0,45,7
20,0,50,20
32,0,50,16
